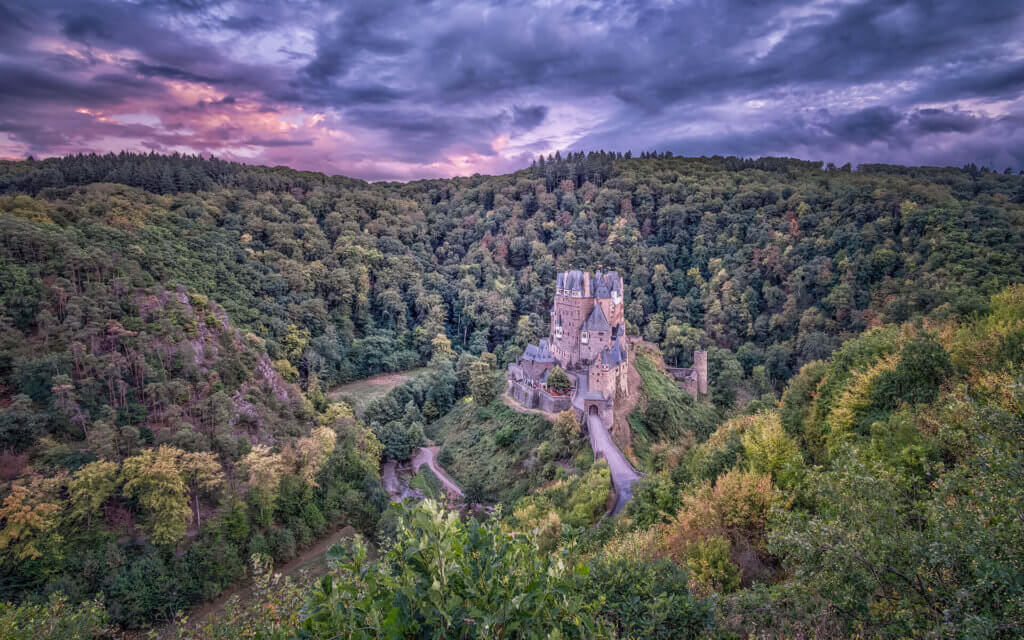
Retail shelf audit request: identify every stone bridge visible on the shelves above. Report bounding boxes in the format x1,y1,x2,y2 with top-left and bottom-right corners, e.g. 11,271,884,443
571,371,641,515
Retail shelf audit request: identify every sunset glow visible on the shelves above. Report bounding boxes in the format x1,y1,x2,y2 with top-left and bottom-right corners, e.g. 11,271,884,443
1,1,1022,179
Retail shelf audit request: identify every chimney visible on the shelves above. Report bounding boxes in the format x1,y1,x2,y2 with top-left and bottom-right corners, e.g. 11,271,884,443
583,271,591,298
694,350,708,395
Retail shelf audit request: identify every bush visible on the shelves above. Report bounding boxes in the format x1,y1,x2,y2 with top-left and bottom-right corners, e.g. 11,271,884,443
301,500,612,639
0,592,110,640
681,536,741,597
546,366,571,392
581,556,715,639
740,412,805,491
494,424,518,448
267,527,296,564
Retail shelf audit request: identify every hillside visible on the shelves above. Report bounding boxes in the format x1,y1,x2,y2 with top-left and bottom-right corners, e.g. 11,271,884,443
4,152,1024,400
0,203,387,626
2,152,1024,637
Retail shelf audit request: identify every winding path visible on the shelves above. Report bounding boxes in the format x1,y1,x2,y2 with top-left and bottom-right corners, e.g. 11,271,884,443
381,446,465,503
411,446,464,498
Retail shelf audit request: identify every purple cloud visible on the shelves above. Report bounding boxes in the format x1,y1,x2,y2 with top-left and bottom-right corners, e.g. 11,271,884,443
0,0,1022,179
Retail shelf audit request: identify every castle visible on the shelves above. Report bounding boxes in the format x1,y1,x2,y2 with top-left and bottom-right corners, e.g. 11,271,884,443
507,269,709,421
506,270,631,418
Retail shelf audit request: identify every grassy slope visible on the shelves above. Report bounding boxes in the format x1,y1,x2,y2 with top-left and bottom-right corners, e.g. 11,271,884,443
628,350,721,471
328,367,432,417
428,399,554,505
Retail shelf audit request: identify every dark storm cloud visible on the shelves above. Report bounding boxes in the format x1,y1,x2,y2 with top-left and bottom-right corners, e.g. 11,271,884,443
909,109,984,135
511,106,548,132
241,137,314,147
823,107,903,145
130,61,223,84
1,0,1023,178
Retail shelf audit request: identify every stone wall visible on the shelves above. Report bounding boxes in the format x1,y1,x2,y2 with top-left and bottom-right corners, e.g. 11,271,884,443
509,380,571,413
509,380,537,408
694,350,708,395
520,359,552,383
538,392,572,413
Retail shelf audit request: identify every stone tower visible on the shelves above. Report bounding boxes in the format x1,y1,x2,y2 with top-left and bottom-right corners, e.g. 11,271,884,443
694,349,708,395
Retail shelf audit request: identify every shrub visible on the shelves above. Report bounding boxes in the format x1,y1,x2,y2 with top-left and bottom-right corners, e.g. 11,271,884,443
741,412,805,491
662,469,775,569
301,500,612,639
582,556,715,639
546,366,571,392
0,593,110,640
681,536,741,597
494,424,518,448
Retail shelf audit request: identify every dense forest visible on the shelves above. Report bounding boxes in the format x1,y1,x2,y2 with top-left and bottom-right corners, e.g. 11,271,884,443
1,152,1023,637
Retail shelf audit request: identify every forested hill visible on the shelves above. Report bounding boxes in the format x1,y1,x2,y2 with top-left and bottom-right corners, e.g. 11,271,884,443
4,151,1023,396
2,151,1024,634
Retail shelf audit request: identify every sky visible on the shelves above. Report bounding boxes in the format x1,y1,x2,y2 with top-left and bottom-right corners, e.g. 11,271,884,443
1,0,1023,181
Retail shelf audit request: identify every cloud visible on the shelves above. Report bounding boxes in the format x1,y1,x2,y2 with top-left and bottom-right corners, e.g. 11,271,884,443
822,106,903,145
0,0,1022,178
511,105,548,132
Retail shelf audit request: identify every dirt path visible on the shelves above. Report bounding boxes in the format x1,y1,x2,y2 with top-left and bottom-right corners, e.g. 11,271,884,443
411,446,464,498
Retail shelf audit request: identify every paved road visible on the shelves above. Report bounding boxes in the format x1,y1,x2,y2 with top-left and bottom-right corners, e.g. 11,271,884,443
572,372,641,515
586,412,641,515
381,446,465,502
411,446,465,498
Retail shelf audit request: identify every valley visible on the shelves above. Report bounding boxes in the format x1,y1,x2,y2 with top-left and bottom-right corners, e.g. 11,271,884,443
1,152,1023,639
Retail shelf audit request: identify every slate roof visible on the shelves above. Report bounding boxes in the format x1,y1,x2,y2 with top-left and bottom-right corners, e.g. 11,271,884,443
523,338,556,363
556,270,585,293
600,336,627,367
592,270,623,298
583,304,612,332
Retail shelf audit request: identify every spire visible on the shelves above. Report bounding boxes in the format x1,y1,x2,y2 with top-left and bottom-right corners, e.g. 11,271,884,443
583,304,611,332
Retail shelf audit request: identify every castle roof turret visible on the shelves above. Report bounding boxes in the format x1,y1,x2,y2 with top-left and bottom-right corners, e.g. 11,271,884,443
599,335,627,367
583,304,612,332
595,271,623,295
523,338,556,363
556,270,586,294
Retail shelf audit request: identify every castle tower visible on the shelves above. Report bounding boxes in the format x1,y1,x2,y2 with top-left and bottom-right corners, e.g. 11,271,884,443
694,349,708,395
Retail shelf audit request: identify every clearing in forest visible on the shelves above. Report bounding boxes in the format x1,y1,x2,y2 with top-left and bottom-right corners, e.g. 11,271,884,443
328,367,432,417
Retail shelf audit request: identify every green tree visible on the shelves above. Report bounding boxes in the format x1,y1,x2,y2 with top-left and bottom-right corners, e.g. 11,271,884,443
121,446,193,546
0,593,110,640
302,500,612,639
66,460,119,528
429,333,456,366
469,360,496,406
545,366,571,392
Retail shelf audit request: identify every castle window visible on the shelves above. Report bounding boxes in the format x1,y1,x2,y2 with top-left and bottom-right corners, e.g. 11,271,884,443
580,331,589,344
